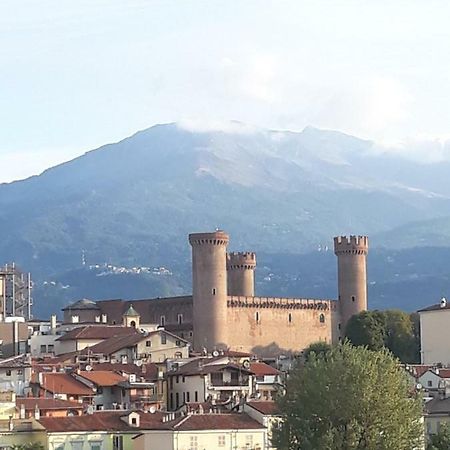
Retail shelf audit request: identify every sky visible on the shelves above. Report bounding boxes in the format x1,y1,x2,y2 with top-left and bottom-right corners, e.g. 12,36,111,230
2,0,450,182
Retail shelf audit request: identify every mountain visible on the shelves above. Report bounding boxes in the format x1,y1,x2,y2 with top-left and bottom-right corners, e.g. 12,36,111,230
1,122,450,316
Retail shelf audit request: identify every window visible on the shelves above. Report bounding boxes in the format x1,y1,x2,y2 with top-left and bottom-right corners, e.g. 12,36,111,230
71,315,79,323
170,393,174,410
131,417,137,425
194,391,198,402
40,345,47,353
288,313,292,323
112,436,123,450
54,445,65,450
255,311,260,323
176,376,179,384
176,392,179,408
17,369,23,375
96,404,104,410
186,391,190,402
5,370,11,377
177,314,183,324
351,296,356,302
212,288,216,295
160,316,166,326
90,442,102,450
170,377,173,389
182,376,185,383
338,323,341,330
189,436,198,450
48,344,54,353
319,314,325,323
189,331,193,337
176,340,181,346
71,442,83,450
183,392,186,403
428,380,433,387
146,340,152,347
218,435,226,447
97,387,103,394
161,333,167,345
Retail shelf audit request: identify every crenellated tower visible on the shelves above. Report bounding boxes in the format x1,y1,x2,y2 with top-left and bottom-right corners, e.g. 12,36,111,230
226,252,256,297
334,235,369,330
189,231,229,351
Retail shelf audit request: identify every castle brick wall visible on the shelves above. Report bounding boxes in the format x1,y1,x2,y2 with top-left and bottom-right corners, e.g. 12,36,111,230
225,296,340,357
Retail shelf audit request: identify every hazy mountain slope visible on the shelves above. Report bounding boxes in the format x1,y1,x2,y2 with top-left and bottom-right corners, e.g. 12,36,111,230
1,122,450,314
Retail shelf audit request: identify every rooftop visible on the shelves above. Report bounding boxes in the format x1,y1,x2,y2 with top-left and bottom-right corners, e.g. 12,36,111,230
250,362,281,377
16,397,84,411
246,401,281,416
39,373,94,396
77,370,127,387
57,325,139,341
62,299,100,311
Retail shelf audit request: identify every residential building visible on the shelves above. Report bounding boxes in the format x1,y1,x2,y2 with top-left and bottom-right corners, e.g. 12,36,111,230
0,354,32,396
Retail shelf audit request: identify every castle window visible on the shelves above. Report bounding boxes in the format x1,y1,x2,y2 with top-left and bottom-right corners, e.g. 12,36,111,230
146,340,152,347
319,314,325,323
160,315,166,326
338,323,341,330
130,320,136,327
351,296,356,302
288,313,292,323
255,311,260,323
212,288,216,295
178,314,183,324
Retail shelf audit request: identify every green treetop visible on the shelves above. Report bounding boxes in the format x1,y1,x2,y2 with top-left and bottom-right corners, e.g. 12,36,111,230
274,342,423,450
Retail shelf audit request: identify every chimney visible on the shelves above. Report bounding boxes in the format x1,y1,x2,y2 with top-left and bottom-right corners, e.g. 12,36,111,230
19,403,25,419
50,315,57,334
34,404,40,420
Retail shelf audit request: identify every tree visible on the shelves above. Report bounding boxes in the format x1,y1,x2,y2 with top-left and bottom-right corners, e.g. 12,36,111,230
345,310,421,363
345,310,386,350
274,342,423,450
303,341,331,362
427,424,450,450
11,444,44,450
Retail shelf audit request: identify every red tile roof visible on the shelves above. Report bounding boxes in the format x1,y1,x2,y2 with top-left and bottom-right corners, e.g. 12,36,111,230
16,397,84,411
40,373,94,396
92,362,159,381
247,401,280,416
38,411,167,432
81,333,145,355
57,325,138,342
38,410,264,432
77,371,126,387
250,362,281,376
173,413,265,431
435,369,450,378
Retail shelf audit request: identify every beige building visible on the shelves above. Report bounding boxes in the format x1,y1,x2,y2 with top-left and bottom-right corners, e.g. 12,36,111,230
419,298,450,365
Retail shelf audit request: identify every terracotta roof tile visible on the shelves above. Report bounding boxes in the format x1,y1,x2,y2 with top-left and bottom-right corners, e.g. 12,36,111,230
250,362,281,376
77,371,126,387
38,411,168,432
16,397,84,411
247,401,281,416
40,373,94,396
57,325,138,342
92,362,159,381
173,413,265,431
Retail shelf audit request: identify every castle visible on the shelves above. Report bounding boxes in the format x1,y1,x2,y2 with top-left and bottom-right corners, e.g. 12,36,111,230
63,231,369,357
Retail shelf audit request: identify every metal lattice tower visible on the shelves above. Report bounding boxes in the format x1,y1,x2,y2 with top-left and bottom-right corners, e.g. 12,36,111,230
0,263,32,321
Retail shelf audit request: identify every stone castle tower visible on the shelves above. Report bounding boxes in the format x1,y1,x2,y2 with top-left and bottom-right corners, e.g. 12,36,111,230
189,231,229,351
190,230,369,353
226,252,256,297
334,235,369,328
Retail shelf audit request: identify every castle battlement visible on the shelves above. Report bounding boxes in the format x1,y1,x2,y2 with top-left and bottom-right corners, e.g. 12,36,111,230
189,231,229,246
227,252,256,270
333,235,368,255
227,296,337,311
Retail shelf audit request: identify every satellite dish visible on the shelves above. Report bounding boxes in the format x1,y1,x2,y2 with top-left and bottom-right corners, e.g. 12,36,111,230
242,360,251,369
135,360,143,367
149,406,157,414
416,383,423,390
85,365,93,372
212,350,220,357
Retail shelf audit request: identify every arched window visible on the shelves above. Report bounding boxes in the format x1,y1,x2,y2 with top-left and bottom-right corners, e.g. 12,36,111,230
130,320,136,328
319,314,325,323
351,295,356,302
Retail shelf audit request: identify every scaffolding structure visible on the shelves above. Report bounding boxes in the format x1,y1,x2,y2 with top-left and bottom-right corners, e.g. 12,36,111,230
0,263,32,321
